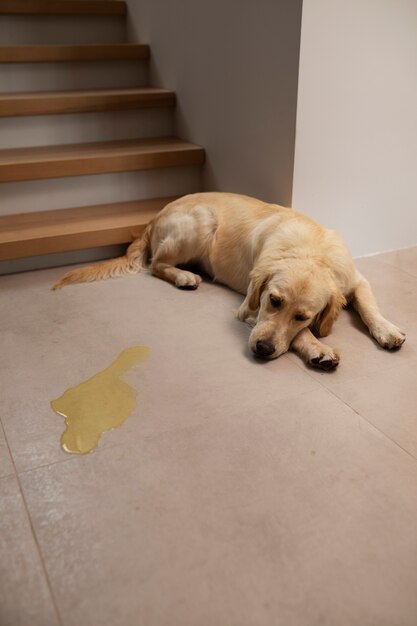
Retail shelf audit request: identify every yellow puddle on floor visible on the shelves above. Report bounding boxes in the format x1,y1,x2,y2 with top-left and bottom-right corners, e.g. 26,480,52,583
51,346,149,455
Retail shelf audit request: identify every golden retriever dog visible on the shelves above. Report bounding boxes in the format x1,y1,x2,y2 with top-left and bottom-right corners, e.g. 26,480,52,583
53,193,406,369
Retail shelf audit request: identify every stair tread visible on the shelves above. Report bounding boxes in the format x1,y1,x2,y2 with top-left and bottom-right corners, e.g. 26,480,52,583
0,136,203,164
0,43,149,62
0,136,205,182
0,0,127,15
0,87,176,116
0,197,174,260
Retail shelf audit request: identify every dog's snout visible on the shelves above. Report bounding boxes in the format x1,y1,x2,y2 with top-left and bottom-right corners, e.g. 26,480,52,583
254,339,275,357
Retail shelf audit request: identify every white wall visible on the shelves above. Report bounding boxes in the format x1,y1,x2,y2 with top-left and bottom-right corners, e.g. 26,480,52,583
126,0,303,207
293,0,417,257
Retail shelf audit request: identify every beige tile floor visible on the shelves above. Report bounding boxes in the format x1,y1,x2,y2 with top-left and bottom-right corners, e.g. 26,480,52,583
1,246,417,626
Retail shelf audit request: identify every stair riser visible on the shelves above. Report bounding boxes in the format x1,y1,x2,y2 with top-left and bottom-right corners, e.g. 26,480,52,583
0,15,126,45
0,109,173,149
0,167,201,215
0,244,127,275
0,60,148,93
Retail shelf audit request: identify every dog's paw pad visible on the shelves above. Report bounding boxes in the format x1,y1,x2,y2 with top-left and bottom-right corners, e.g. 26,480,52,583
320,358,339,370
175,271,202,290
383,336,406,350
310,351,340,371
373,323,406,350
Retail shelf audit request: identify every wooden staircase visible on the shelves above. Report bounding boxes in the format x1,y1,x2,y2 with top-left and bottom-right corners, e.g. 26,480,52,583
0,0,205,270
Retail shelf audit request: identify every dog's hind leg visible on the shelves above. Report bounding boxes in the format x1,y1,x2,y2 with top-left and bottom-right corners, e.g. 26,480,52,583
149,206,215,290
291,328,340,370
151,255,202,289
352,274,406,349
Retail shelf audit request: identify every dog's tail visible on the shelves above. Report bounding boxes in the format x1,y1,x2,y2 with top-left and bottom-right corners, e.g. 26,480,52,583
52,226,151,290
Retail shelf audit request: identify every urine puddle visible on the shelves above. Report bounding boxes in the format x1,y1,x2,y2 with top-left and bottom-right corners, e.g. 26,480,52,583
51,346,149,455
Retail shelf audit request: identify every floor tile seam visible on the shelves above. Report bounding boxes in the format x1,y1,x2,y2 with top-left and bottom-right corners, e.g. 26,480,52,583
0,417,17,479
15,480,64,626
331,393,417,463
286,351,417,460
16,451,91,477
16,438,141,477
313,377,417,465
0,421,64,625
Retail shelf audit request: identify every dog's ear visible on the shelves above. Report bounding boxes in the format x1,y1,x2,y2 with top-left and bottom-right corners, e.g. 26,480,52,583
247,268,271,311
313,291,346,337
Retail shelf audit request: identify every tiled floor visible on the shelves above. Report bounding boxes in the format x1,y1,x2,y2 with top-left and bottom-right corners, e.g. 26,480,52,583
1,246,417,626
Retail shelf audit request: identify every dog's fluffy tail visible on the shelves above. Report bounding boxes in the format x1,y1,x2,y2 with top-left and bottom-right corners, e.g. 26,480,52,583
52,227,151,290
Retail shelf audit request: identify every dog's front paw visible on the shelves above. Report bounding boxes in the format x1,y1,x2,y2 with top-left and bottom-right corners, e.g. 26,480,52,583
236,305,257,328
372,322,406,350
309,346,340,371
175,271,202,290
236,304,250,321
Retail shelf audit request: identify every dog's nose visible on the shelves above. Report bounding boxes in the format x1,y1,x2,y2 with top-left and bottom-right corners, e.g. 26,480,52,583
254,339,275,357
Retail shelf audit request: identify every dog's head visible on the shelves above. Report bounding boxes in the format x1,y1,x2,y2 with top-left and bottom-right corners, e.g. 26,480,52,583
247,259,345,359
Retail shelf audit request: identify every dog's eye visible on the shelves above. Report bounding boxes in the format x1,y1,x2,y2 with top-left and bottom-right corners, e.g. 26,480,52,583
270,295,283,308
294,314,308,322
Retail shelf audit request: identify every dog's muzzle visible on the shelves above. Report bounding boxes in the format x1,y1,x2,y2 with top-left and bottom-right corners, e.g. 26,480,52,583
253,339,275,358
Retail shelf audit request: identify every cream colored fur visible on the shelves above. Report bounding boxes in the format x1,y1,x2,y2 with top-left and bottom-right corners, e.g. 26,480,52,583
53,192,405,369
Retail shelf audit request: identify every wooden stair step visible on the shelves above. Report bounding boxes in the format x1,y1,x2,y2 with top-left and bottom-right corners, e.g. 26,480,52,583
0,44,149,63
0,136,205,182
0,87,176,117
0,197,174,260
0,0,127,15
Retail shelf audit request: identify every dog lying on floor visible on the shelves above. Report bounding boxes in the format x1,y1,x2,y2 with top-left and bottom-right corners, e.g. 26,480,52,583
53,192,406,369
